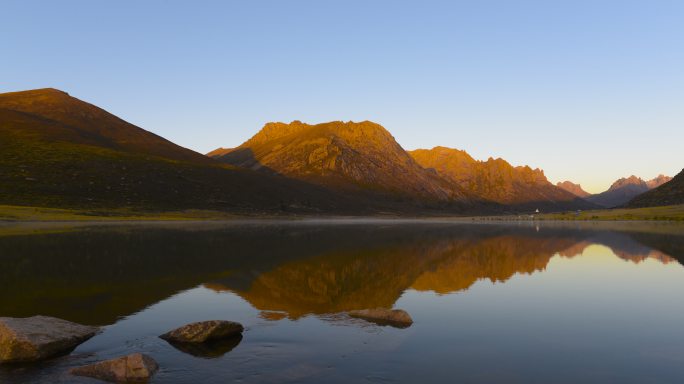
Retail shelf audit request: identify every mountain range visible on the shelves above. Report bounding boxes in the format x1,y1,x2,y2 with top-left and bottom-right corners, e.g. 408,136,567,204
407,147,591,210
557,175,672,208
0,88,350,213
211,121,465,205
0,88,680,214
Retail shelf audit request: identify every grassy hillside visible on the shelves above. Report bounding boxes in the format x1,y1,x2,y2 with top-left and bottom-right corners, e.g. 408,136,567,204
628,169,684,208
0,88,212,163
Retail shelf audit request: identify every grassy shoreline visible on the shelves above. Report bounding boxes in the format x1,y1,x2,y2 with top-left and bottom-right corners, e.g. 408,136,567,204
0,205,251,222
2,203,684,223
469,204,684,222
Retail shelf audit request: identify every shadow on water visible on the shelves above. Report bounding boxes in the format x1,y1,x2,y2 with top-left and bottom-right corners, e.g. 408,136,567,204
162,335,243,359
0,221,683,325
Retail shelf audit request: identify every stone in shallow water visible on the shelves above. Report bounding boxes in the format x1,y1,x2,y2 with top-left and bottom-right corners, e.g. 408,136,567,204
0,315,100,363
348,308,413,327
71,353,158,383
159,320,244,343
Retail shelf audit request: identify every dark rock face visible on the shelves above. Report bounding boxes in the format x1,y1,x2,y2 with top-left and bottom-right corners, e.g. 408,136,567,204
159,320,244,343
349,308,413,328
70,353,158,383
0,316,99,363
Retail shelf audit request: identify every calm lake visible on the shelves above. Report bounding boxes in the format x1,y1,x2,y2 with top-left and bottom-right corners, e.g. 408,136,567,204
1,220,684,383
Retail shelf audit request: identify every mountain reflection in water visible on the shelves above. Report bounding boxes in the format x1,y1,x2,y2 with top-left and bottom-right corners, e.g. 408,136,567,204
0,221,681,325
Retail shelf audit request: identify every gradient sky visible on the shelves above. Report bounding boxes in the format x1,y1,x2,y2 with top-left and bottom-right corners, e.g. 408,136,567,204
3,0,683,193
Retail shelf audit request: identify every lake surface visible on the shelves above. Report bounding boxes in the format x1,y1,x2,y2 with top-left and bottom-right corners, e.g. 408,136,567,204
1,220,684,383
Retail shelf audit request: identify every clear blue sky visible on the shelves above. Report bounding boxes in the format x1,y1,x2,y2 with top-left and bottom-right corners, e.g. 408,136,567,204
3,0,683,193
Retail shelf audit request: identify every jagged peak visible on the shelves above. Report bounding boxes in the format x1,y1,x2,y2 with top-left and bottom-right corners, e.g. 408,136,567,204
646,174,672,189
410,146,475,161
245,120,393,146
609,175,646,190
426,145,467,152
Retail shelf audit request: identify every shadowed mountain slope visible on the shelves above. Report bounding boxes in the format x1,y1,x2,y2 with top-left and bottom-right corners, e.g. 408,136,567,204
627,169,684,208
409,146,594,211
213,121,469,205
556,181,591,198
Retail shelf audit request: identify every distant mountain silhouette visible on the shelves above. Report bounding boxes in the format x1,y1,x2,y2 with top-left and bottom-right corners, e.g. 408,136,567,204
556,181,591,198
586,175,671,208
409,146,594,211
627,169,684,208
213,121,469,205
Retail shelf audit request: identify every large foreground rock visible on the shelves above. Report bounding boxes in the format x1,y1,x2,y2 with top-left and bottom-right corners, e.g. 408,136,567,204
0,316,99,363
159,320,244,343
71,353,158,383
349,308,413,328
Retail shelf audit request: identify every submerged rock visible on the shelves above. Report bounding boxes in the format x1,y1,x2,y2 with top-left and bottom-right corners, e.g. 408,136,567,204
348,308,413,328
0,316,99,363
159,320,244,343
71,353,158,383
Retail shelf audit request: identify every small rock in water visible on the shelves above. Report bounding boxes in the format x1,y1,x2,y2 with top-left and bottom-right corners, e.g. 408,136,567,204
71,353,158,383
159,320,244,343
0,315,100,363
348,308,413,328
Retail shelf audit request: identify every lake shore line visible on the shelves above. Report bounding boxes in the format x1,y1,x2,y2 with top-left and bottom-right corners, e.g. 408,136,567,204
2,204,684,223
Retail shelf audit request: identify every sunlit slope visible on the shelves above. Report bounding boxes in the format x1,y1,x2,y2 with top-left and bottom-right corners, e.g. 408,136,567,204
213,120,469,205
409,146,594,211
556,181,591,198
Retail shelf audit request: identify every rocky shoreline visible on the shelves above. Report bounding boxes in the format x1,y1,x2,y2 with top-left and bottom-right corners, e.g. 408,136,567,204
1,309,411,382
